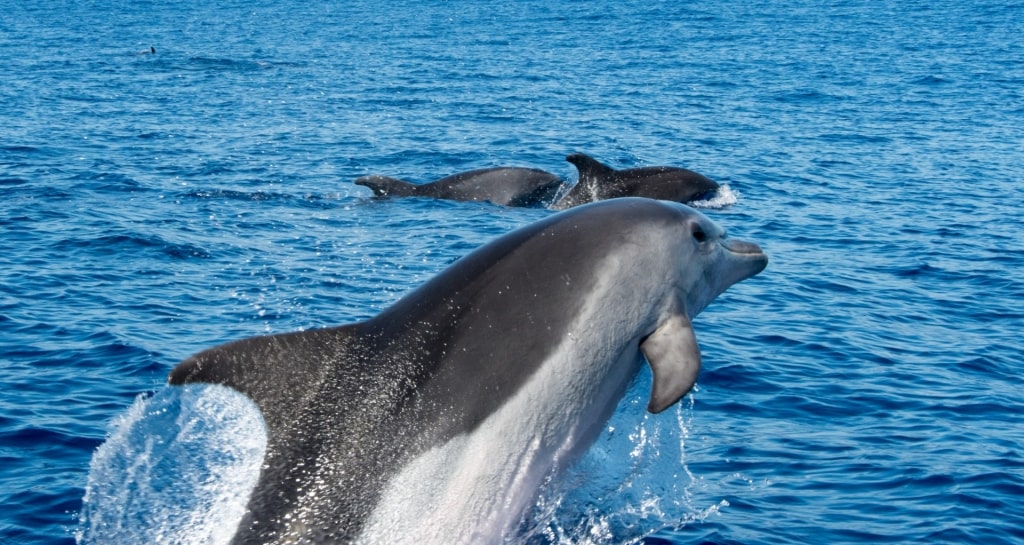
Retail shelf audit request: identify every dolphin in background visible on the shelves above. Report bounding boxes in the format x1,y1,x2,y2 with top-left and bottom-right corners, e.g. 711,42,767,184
168,198,767,544
355,166,564,207
552,152,721,209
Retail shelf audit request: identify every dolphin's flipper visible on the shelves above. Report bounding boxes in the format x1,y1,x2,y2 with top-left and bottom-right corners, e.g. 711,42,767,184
640,314,702,413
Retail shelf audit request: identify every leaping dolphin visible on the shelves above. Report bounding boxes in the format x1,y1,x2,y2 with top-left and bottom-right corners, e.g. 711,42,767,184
553,152,721,209
355,167,564,207
168,197,767,544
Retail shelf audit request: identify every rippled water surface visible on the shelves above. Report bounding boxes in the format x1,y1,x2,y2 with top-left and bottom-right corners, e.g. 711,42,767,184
2,0,1023,543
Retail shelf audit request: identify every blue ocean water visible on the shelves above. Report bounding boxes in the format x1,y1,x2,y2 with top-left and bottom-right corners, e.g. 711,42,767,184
2,0,1023,543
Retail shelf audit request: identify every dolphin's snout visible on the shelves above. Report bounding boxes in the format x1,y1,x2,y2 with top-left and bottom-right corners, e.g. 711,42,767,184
722,238,765,256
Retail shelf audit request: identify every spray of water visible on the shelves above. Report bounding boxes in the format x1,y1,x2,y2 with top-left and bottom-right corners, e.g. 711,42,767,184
517,378,728,544
78,376,725,544
689,185,739,209
77,385,266,545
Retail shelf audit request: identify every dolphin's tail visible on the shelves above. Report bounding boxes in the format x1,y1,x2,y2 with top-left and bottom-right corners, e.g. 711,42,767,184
354,175,416,197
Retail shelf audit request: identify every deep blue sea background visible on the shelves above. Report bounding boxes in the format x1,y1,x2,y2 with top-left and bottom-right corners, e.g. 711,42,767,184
2,0,1023,543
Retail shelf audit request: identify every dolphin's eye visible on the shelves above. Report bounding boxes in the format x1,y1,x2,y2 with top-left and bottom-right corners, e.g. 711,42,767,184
692,228,707,243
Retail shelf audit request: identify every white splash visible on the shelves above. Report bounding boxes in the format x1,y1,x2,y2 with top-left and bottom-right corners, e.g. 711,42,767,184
519,377,730,544
689,184,739,209
77,385,266,545
76,377,726,545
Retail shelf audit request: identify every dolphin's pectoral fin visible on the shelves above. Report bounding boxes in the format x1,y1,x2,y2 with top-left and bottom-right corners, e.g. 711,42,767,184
640,314,701,413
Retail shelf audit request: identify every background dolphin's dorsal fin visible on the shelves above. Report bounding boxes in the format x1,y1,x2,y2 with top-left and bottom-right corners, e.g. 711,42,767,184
354,175,417,197
640,313,701,413
566,153,617,184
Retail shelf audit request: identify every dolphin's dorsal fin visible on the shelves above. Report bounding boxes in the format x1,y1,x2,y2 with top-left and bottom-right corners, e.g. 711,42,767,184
566,153,616,183
167,326,361,438
354,175,417,197
640,313,701,413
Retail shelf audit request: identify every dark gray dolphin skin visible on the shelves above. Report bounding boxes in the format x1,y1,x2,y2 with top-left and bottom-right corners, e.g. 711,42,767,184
552,152,721,209
167,198,767,544
355,166,565,207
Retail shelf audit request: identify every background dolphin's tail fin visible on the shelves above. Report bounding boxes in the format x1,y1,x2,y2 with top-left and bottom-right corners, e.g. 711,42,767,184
354,175,415,197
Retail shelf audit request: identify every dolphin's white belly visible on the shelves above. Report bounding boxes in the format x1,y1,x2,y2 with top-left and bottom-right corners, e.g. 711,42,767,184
357,339,642,544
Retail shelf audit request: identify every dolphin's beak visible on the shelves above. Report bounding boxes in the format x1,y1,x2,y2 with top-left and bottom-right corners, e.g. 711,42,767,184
720,238,768,282
721,238,764,256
